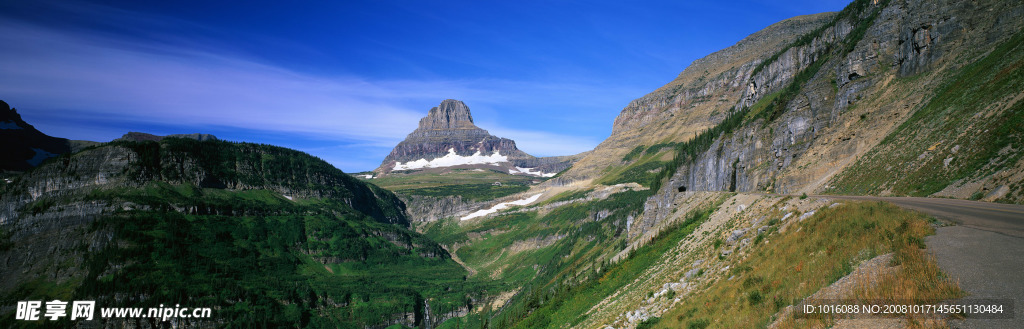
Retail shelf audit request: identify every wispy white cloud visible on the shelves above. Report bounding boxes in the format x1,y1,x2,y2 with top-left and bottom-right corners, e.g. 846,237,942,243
0,21,429,143
484,126,599,157
0,19,639,170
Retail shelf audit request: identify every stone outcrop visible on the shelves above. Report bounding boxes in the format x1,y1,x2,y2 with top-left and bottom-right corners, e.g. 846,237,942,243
416,99,478,131
377,301,470,329
401,194,483,223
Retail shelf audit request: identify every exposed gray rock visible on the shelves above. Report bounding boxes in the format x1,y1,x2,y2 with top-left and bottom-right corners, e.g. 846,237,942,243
982,185,1010,202
401,194,481,222
727,229,748,244
418,99,477,131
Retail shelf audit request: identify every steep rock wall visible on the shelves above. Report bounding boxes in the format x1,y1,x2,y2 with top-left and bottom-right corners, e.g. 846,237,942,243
622,0,1024,236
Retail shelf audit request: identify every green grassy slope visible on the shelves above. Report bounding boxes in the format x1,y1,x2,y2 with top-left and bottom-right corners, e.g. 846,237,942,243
658,202,961,329
0,139,485,328
368,168,536,202
422,189,726,329
828,30,1024,201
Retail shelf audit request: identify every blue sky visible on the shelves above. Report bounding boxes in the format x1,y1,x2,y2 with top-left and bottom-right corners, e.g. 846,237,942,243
0,0,850,172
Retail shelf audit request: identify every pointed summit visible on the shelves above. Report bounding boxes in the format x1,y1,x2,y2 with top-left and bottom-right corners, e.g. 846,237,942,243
418,99,476,130
376,99,526,173
0,100,72,172
374,99,580,176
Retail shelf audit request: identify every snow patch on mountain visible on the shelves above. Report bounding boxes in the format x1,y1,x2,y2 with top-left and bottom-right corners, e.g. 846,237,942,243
509,166,557,177
460,193,543,221
393,148,509,171
0,121,22,129
26,148,58,166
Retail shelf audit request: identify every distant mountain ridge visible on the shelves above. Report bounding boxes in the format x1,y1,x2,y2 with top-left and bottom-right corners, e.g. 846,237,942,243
0,137,479,327
116,131,219,142
0,101,219,173
375,99,580,176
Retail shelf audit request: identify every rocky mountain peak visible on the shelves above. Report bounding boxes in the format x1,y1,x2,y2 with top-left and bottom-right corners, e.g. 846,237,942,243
0,100,71,172
1,100,26,128
374,99,580,176
376,99,521,173
418,99,476,130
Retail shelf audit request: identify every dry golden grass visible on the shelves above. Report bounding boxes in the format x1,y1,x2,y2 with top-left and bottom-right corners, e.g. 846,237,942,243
657,201,963,329
846,247,964,329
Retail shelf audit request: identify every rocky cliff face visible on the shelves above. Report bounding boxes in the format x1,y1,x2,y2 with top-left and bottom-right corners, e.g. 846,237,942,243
610,13,841,135
402,194,475,223
611,0,1024,237
3,140,406,225
666,0,1023,194
559,0,1023,196
0,139,412,290
554,13,839,185
416,98,479,131
376,99,578,176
